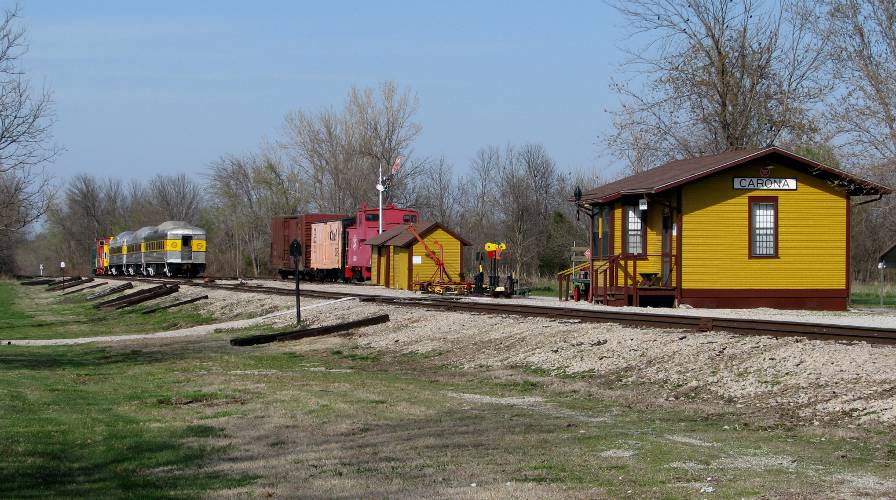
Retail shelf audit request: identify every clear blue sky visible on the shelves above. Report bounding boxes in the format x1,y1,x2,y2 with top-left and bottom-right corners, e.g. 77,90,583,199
23,1,626,182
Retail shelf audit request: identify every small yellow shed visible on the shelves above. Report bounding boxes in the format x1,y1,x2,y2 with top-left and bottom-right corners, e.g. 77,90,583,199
365,221,470,290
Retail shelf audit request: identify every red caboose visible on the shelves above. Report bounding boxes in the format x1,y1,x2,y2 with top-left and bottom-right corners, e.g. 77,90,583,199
345,204,418,281
95,237,112,275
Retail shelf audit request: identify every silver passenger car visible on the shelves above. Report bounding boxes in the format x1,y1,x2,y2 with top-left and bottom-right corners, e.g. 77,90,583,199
141,221,207,277
131,226,157,275
108,230,134,275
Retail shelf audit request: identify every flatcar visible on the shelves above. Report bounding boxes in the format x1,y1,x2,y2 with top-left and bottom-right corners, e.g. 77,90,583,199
98,221,207,277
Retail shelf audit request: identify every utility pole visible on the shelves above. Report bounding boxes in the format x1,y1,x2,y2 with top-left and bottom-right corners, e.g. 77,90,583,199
377,163,384,234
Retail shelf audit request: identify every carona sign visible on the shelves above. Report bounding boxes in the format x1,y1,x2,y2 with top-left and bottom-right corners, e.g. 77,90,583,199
732,177,797,190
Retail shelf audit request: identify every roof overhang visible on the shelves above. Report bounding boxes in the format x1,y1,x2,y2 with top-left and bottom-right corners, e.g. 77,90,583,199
578,147,892,206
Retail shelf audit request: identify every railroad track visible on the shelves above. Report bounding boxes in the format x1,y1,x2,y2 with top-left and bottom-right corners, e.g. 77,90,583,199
103,276,896,345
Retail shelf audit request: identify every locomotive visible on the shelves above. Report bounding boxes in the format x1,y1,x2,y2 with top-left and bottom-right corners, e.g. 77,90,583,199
96,221,207,277
271,204,418,281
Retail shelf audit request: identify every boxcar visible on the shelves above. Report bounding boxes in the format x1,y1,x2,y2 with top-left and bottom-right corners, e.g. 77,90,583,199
310,219,350,281
271,213,347,279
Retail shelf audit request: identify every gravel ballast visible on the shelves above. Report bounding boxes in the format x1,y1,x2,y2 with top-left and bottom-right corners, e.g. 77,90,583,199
270,295,896,425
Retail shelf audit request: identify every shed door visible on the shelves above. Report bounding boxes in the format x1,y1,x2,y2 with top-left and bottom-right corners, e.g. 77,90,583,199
181,236,193,261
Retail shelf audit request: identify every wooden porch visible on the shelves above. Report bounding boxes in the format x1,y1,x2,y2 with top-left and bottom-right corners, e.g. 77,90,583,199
557,253,678,307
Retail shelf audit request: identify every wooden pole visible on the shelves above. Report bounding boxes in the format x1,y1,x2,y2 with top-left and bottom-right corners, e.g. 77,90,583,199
230,314,390,346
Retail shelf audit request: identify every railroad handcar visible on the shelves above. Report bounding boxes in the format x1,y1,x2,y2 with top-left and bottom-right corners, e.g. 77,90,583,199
271,213,348,279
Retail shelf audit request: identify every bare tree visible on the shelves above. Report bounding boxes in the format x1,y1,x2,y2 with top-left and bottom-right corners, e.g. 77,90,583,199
606,0,829,173
0,5,58,249
146,173,203,222
820,0,896,164
281,81,424,213
493,144,568,277
414,157,462,227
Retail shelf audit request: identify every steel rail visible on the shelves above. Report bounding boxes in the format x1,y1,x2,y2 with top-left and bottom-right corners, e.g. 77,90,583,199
103,276,896,345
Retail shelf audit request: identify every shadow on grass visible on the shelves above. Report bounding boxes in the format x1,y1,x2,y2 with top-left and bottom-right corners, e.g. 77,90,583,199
0,421,252,498
0,346,190,372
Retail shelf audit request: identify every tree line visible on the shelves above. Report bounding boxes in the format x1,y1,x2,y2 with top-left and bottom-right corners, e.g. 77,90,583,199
4,1,896,284
17,82,591,280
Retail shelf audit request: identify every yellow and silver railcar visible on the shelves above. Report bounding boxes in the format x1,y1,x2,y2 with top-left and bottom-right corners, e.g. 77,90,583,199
108,230,134,276
140,221,207,277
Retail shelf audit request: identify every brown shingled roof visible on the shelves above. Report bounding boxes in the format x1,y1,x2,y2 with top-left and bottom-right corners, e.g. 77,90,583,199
364,221,471,248
580,147,892,204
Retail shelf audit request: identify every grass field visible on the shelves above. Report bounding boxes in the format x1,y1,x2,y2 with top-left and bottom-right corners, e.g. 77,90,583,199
2,279,895,497
850,282,896,308
0,281,215,340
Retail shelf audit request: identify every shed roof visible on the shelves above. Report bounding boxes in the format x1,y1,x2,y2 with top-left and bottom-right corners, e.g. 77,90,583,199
580,147,892,204
881,243,896,267
364,221,471,248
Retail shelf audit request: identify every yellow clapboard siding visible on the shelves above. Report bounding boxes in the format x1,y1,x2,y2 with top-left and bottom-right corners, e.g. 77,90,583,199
411,228,462,283
682,163,846,289
370,247,379,284
613,203,622,254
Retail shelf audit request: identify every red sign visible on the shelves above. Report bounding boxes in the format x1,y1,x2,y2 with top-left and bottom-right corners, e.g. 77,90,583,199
584,249,592,259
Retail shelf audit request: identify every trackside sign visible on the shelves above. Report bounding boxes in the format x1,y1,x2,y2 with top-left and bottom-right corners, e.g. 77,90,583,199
732,177,797,190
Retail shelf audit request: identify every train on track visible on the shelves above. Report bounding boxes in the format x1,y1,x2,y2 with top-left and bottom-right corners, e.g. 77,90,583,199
272,204,418,281
95,221,207,277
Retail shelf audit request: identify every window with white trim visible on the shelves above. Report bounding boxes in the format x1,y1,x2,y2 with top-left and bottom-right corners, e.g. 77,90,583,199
750,198,777,257
624,205,645,255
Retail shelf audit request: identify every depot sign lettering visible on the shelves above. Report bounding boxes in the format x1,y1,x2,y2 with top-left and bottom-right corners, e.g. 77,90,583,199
732,177,797,190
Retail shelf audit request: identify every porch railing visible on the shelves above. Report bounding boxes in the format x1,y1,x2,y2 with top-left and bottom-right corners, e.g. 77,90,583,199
557,253,677,305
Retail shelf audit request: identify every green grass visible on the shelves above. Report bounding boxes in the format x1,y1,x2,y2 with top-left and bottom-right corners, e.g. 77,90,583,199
0,346,254,498
850,282,896,308
0,281,215,340
1,282,894,497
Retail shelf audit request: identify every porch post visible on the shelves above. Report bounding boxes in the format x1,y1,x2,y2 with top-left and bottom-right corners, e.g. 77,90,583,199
675,189,683,305
588,208,595,303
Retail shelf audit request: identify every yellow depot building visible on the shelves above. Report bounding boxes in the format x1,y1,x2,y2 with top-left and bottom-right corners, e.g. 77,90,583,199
571,147,891,310
366,221,470,290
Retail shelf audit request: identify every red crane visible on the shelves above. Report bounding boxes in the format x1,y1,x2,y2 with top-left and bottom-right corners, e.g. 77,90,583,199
406,223,452,282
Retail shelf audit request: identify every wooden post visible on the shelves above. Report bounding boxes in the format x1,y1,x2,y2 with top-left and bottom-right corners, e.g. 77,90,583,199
633,257,638,307
588,258,594,303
